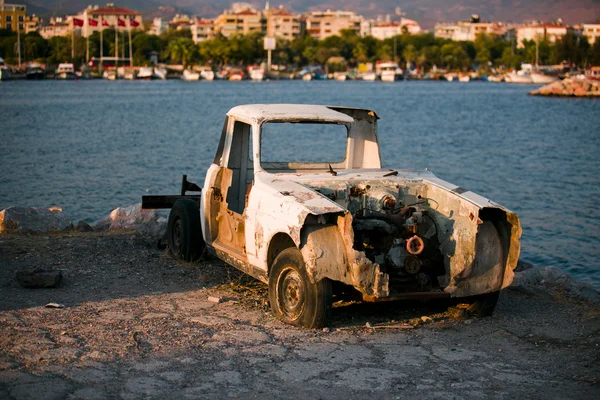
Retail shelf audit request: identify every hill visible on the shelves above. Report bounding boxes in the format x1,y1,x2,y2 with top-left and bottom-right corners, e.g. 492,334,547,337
22,0,600,29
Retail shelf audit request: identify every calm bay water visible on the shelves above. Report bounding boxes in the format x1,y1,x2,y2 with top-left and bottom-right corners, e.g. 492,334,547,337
1,80,599,288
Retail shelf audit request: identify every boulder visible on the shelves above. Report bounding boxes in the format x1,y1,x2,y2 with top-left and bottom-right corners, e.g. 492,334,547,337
93,204,156,231
530,77,600,97
16,267,63,288
76,221,93,232
93,203,168,245
0,207,72,234
512,266,600,303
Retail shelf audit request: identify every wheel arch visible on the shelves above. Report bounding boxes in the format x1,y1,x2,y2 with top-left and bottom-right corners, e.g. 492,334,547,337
266,232,297,274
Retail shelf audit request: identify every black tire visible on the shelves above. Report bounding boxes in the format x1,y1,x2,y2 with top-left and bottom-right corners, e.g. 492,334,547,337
467,290,500,317
268,248,332,329
167,199,205,262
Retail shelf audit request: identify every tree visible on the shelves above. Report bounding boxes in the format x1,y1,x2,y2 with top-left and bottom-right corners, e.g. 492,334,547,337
167,37,197,68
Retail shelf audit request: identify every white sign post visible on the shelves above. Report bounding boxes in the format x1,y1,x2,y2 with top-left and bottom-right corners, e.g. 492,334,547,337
264,37,276,72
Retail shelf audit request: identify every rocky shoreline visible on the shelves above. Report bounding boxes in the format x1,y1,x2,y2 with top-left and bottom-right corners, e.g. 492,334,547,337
1,205,599,399
529,77,600,97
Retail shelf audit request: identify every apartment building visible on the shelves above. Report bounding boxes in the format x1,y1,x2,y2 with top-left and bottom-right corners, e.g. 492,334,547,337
582,23,600,45
213,7,265,37
434,15,503,41
0,2,26,32
264,6,301,39
39,18,70,39
191,19,214,43
366,17,422,40
514,23,568,48
305,10,362,40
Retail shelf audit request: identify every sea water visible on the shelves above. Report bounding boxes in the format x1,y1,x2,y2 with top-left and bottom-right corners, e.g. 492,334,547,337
1,79,599,288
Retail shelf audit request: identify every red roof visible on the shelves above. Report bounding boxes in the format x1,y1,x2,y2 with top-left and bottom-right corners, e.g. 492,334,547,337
236,10,258,16
93,7,141,16
197,19,213,26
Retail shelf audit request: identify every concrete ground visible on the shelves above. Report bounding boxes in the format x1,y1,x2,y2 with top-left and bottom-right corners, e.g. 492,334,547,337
0,233,599,399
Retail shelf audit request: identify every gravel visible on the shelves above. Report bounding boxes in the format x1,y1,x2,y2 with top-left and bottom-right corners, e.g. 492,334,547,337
1,232,599,399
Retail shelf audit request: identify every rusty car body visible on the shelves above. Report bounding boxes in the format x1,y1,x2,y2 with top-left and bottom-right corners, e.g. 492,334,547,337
142,104,521,328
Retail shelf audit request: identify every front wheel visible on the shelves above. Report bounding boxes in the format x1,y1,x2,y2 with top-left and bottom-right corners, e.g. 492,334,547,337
167,199,205,262
268,248,332,328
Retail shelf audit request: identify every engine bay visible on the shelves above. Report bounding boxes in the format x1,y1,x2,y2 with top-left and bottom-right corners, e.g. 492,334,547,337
307,181,447,293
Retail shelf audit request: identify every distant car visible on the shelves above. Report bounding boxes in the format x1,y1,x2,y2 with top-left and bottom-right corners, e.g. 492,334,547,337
143,104,522,328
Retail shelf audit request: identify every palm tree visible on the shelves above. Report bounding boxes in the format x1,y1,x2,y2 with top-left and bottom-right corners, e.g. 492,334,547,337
167,38,197,69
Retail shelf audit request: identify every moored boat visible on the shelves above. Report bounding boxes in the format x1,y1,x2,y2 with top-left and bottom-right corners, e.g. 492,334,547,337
103,69,117,80
26,63,45,80
0,57,11,81
181,69,200,81
362,72,377,81
248,66,265,81
200,69,215,81
55,63,75,80
530,72,559,84
379,62,403,82
504,71,533,83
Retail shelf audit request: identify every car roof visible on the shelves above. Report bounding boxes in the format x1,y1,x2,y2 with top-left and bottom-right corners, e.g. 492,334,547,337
227,104,355,125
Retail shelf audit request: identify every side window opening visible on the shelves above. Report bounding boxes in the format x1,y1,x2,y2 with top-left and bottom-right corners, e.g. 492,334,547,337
225,121,253,214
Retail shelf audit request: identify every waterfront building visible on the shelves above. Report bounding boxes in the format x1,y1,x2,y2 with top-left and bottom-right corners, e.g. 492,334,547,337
514,22,569,48
213,6,265,37
191,19,214,43
434,15,504,41
24,14,40,33
264,6,301,40
169,14,192,31
305,10,362,40
0,2,26,32
75,4,142,37
39,18,70,39
366,17,422,40
582,23,600,45
148,18,168,36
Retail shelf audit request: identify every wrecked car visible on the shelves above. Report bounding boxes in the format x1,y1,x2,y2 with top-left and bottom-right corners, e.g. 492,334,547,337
142,104,521,328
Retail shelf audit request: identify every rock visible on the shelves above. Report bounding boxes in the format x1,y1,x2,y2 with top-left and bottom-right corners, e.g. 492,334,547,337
512,266,600,303
76,221,93,232
136,212,168,245
208,296,223,304
530,77,600,97
93,203,164,233
15,267,63,288
0,206,72,234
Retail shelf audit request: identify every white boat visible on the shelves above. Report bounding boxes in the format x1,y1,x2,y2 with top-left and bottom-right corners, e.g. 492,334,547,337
138,67,167,80
0,57,10,81
137,67,153,79
530,72,559,84
103,69,117,80
445,73,458,82
200,70,214,81
181,69,200,81
362,72,377,81
117,67,136,80
458,75,470,82
379,62,403,82
249,67,265,81
488,75,504,82
302,73,312,81
153,68,167,80
334,73,347,81
504,72,533,84
55,63,75,80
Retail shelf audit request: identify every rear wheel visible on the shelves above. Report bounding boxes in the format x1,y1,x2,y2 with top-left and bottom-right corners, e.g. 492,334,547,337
467,290,500,317
268,248,332,328
167,199,205,261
